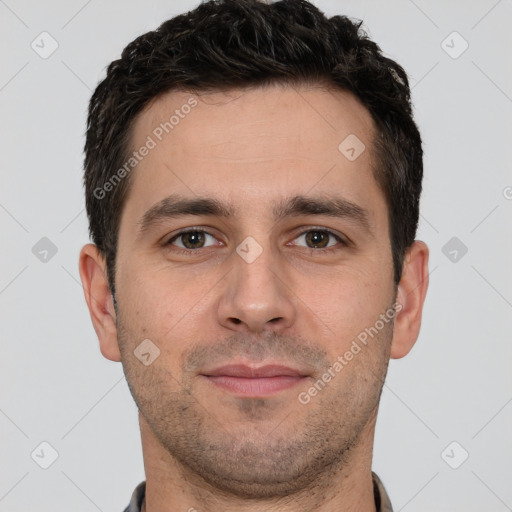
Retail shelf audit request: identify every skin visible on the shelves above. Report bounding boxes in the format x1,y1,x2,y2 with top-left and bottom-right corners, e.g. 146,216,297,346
79,84,429,512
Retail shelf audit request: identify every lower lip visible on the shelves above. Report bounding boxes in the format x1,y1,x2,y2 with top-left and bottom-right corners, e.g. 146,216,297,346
203,375,305,397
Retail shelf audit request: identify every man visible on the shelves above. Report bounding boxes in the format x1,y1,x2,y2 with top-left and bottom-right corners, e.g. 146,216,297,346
78,0,429,510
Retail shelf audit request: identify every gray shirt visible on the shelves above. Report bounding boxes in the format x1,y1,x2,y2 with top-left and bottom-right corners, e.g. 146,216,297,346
123,472,393,511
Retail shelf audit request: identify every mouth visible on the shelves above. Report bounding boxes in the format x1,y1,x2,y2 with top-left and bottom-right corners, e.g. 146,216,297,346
200,364,309,397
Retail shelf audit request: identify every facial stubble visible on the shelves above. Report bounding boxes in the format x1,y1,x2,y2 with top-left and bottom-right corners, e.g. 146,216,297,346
116,310,393,500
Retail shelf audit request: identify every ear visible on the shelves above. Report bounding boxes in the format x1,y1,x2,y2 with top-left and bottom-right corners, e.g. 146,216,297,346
78,243,121,362
390,240,429,359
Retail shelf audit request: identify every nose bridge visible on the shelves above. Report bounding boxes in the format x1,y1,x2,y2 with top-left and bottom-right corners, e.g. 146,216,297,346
217,234,296,332
234,236,278,293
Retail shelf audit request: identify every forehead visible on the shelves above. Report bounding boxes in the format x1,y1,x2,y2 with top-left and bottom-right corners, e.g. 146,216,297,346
121,84,384,231
133,83,375,162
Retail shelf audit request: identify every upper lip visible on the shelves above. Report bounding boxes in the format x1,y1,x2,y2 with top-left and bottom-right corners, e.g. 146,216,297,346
202,364,306,378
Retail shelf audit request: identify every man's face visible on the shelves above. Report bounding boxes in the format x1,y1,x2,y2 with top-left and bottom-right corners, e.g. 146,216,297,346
114,85,397,496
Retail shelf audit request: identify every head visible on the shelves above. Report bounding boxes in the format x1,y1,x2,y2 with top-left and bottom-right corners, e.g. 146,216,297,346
79,0,428,500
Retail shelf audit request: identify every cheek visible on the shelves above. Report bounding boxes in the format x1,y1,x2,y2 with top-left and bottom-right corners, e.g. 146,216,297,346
117,263,216,349
298,266,393,345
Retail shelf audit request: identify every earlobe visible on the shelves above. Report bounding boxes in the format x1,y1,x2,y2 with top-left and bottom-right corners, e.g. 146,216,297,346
390,241,429,359
78,243,121,362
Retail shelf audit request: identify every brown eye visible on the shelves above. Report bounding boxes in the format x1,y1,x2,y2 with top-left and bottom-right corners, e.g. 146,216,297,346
294,230,342,250
304,231,330,248
168,230,216,249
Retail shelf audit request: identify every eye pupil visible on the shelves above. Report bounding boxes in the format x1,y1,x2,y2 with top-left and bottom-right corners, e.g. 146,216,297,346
182,231,205,249
306,231,329,248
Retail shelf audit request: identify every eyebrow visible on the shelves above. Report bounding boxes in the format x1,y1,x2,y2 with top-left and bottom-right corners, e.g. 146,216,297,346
137,193,373,238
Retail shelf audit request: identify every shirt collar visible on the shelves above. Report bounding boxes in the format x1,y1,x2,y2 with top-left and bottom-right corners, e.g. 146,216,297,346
372,471,394,511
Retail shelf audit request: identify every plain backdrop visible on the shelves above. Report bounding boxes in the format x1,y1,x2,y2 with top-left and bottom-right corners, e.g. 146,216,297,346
1,0,511,510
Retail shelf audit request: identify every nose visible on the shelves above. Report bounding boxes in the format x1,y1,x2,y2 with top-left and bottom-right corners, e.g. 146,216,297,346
216,243,296,334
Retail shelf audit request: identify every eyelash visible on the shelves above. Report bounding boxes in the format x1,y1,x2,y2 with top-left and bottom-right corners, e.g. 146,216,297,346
164,227,348,256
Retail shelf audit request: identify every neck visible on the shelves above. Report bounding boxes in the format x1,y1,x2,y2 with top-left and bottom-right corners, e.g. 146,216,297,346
139,411,378,512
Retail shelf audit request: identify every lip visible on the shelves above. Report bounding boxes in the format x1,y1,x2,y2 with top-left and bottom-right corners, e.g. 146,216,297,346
203,364,305,378
201,364,308,397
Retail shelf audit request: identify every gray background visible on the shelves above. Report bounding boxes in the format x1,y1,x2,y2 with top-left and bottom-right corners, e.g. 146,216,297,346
1,0,511,510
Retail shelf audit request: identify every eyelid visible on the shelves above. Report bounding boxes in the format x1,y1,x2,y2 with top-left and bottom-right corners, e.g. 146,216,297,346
288,227,349,249
165,227,222,248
